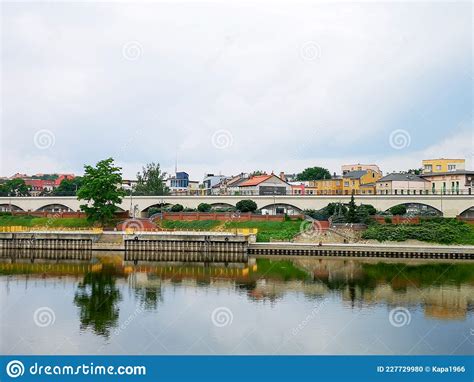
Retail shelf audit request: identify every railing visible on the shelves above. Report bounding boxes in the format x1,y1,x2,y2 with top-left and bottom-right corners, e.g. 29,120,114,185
0,226,103,233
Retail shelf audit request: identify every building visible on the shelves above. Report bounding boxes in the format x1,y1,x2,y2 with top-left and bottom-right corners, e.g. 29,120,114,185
224,175,249,196
309,177,343,195
341,164,382,176
166,172,190,195
342,169,381,195
420,170,474,195
422,159,465,174
376,173,430,195
238,174,291,196
201,174,227,195
289,181,317,195
14,173,75,196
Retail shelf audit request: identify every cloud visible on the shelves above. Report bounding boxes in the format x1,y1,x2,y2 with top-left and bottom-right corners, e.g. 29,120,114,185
1,1,471,179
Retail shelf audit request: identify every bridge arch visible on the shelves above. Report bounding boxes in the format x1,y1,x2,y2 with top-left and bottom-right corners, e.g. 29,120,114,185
383,202,443,216
0,204,24,212
210,202,236,210
36,204,74,213
459,206,474,218
259,203,303,215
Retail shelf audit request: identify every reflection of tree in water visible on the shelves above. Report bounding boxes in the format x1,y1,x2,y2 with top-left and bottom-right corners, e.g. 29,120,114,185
134,286,162,311
74,265,121,338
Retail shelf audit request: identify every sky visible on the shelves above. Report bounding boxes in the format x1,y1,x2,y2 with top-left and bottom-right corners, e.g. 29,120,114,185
1,0,472,180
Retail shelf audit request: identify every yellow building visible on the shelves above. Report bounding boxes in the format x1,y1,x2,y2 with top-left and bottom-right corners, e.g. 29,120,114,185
342,169,381,195
422,158,465,174
309,178,343,195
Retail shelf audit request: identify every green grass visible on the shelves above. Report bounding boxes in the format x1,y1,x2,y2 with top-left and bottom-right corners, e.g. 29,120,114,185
158,219,303,242
160,220,222,231
223,220,303,242
362,218,474,245
0,215,92,228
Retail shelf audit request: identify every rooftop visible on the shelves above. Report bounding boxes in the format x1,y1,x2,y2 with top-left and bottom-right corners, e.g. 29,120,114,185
378,173,429,182
238,174,273,187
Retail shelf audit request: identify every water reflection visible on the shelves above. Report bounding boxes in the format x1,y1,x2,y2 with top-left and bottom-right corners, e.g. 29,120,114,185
74,265,121,338
0,256,473,354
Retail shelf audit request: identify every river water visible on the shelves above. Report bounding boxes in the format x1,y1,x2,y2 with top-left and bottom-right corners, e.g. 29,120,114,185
0,256,472,355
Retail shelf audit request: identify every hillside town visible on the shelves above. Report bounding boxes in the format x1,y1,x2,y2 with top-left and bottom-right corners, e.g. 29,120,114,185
1,158,472,198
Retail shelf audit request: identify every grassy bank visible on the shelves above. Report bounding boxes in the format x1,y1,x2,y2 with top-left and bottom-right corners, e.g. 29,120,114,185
158,219,303,242
362,219,474,245
160,220,222,231
0,214,92,228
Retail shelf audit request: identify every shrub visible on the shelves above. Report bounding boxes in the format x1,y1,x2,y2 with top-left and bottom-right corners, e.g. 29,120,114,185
236,199,258,213
390,205,407,216
197,203,212,212
384,216,392,224
148,207,161,217
170,204,184,212
359,204,377,216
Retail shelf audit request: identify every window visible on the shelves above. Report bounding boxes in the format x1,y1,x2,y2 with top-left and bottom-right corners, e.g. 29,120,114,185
436,165,442,171
448,164,456,171
424,165,432,172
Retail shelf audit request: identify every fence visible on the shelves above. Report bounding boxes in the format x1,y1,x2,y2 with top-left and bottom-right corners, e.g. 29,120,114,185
156,212,303,222
0,226,103,233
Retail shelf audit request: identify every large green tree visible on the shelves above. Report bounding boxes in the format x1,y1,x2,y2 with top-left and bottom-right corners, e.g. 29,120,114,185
77,158,125,225
52,177,83,196
0,179,30,196
236,199,258,213
133,162,169,196
296,167,331,181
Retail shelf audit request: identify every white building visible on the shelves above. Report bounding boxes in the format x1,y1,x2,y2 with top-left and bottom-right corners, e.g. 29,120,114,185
376,173,430,195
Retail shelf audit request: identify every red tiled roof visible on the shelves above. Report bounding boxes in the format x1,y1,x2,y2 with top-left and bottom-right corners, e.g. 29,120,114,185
238,175,272,187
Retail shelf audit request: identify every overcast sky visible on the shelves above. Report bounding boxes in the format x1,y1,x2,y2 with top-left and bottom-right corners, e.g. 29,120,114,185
1,0,472,180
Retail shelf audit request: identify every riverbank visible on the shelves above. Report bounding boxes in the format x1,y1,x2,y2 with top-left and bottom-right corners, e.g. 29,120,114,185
1,230,473,260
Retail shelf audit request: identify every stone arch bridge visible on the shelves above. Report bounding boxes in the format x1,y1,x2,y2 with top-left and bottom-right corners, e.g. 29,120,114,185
0,195,472,218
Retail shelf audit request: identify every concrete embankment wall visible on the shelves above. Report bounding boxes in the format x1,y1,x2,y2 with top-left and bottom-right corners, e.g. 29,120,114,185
248,243,474,260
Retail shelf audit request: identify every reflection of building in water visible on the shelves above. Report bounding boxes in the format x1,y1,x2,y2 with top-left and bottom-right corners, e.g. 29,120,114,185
249,279,329,301
343,284,474,320
293,258,365,282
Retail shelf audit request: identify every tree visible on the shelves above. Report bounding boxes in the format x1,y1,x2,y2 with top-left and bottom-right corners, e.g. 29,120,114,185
358,204,377,216
170,204,184,212
77,158,126,225
236,199,258,213
0,179,30,196
346,192,358,223
390,205,407,216
134,162,169,196
296,167,331,181
197,203,212,212
52,177,83,196
403,168,423,175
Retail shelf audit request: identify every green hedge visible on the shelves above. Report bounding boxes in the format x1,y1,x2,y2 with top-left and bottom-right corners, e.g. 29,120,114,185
362,219,474,245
